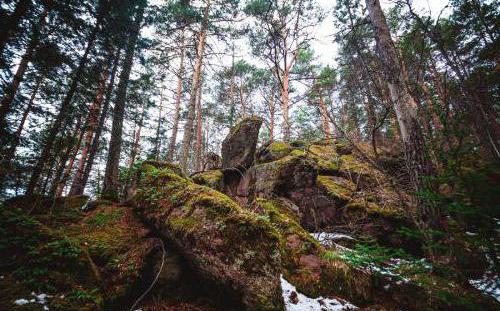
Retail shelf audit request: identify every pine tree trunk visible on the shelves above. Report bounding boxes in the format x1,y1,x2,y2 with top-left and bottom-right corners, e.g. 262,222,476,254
0,0,32,57
195,79,203,171
102,3,145,200
153,91,163,160
365,0,435,224
0,9,47,137
281,70,291,141
179,0,211,172
0,75,42,188
68,66,108,195
268,85,276,140
54,121,86,197
228,43,236,126
26,13,102,195
239,80,246,117
71,50,120,195
317,91,332,139
166,29,186,161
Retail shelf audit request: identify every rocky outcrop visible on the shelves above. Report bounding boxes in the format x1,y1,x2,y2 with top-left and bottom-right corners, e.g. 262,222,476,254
221,116,262,171
133,161,285,310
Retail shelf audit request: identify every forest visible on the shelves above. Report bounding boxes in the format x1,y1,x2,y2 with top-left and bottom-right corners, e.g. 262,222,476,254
0,0,499,310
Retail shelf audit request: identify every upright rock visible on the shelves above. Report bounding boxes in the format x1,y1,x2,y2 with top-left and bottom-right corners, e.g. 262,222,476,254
221,116,262,171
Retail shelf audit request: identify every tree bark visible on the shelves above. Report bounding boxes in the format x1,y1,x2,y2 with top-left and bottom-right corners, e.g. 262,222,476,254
317,90,332,139
166,29,186,161
70,49,121,195
365,0,435,224
68,66,109,195
0,75,42,189
26,11,103,195
54,120,86,197
195,78,203,171
179,0,211,172
153,90,163,160
0,9,46,138
102,3,145,200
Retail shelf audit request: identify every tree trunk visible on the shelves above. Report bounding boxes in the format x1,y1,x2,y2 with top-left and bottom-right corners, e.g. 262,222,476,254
68,66,108,195
239,80,246,117
179,0,211,172
281,69,291,141
365,0,435,224
71,49,121,195
54,121,86,197
195,79,203,171
0,9,47,137
0,0,32,57
268,85,276,141
229,43,236,127
166,29,186,161
102,3,145,200
128,104,145,169
365,96,379,156
26,13,102,195
0,75,42,189
317,91,332,139
153,91,163,160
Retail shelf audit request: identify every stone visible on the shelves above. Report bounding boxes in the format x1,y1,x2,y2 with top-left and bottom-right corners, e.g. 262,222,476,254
221,116,263,171
133,161,285,310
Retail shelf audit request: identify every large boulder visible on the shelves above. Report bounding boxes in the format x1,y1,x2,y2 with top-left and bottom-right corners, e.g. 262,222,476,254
133,161,285,310
221,116,262,171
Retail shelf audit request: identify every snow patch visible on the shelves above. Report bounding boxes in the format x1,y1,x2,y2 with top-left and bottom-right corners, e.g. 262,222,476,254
311,232,354,249
14,298,30,305
13,292,52,309
469,255,500,302
281,276,357,310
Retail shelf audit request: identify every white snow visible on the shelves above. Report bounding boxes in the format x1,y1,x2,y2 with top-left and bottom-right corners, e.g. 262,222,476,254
310,232,354,249
14,298,30,305
13,292,51,309
281,276,357,311
469,255,500,302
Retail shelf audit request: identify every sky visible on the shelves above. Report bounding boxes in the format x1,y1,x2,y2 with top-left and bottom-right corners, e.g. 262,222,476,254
303,0,451,66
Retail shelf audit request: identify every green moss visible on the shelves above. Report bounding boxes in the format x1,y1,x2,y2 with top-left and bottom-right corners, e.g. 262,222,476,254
339,154,372,175
191,169,224,191
308,144,339,171
227,116,262,138
170,216,199,233
134,162,285,309
267,141,293,155
346,198,403,218
317,175,355,202
254,198,373,304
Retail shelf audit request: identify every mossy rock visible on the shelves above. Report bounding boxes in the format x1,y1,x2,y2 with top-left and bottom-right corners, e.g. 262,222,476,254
191,169,225,192
252,198,374,304
4,194,88,217
252,199,500,310
317,175,355,203
256,141,293,164
133,161,285,310
250,153,317,197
